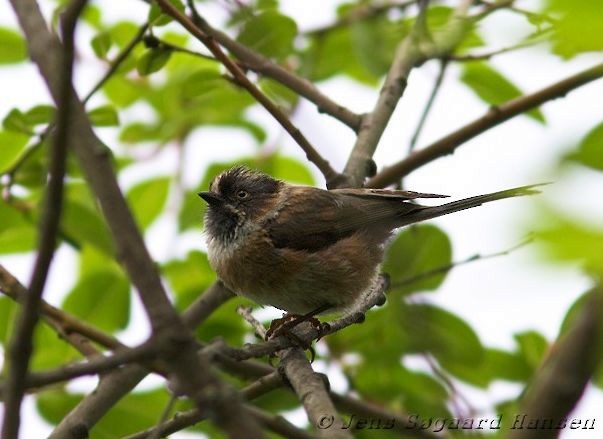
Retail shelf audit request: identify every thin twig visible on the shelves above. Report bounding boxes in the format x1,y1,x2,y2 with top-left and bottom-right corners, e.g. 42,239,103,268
367,61,603,188
158,0,340,186
390,239,532,288
447,34,550,61
0,341,158,393
82,22,148,104
49,282,234,437
186,0,362,131
2,2,87,437
408,59,448,152
304,0,417,36
11,0,264,435
0,264,122,355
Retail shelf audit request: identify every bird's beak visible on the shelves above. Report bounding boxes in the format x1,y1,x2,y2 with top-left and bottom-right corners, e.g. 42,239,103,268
198,191,224,207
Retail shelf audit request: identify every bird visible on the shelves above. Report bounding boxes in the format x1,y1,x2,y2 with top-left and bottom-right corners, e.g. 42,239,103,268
199,166,540,319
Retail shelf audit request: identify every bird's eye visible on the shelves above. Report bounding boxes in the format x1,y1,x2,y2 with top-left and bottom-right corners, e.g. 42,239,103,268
236,190,249,199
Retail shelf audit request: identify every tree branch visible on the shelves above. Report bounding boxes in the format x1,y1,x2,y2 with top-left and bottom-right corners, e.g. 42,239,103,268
0,264,124,354
0,341,157,394
2,2,87,437
367,61,603,188
508,288,603,439
157,0,340,186
342,0,473,187
186,1,362,131
408,59,448,153
49,282,233,437
10,1,263,436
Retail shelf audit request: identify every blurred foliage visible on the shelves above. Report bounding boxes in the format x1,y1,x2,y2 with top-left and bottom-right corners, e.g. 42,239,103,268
0,0,602,437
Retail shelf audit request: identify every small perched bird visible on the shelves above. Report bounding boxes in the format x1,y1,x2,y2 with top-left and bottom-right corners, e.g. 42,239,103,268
199,166,539,317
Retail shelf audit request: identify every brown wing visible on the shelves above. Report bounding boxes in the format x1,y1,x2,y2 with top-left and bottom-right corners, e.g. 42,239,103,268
330,188,449,200
267,186,439,252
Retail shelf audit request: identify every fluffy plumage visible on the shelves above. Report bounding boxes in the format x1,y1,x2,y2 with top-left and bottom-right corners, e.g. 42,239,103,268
200,166,540,314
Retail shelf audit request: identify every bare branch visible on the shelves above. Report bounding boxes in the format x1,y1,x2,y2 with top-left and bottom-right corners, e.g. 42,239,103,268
82,22,148,104
0,341,157,393
10,1,263,436
342,0,473,187
158,0,340,186
187,1,362,131
408,59,448,152
508,288,603,439
0,264,124,353
220,275,388,362
50,282,233,437
2,2,87,437
367,61,603,188
390,238,532,289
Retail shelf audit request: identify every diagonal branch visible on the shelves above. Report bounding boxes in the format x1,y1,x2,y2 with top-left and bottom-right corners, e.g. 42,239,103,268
187,1,362,131
49,282,233,438
367,61,603,188
0,264,123,356
1,2,87,437
342,0,473,187
508,288,603,439
10,1,263,437
157,0,340,186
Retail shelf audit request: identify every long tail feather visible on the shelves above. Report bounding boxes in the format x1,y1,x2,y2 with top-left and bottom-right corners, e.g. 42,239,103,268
397,184,546,227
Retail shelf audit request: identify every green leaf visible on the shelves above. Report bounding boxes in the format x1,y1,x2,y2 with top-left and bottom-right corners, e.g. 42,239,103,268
30,323,81,370
0,297,18,345
259,78,299,112
0,27,27,64
546,0,603,58
400,302,485,369
37,388,191,437
103,76,147,108
566,122,603,171
137,48,172,75
23,105,56,126
2,109,34,135
534,206,603,273
62,246,130,332
237,11,297,60
148,0,185,26
91,31,112,59
162,251,216,310
383,224,452,295
61,199,115,256
350,17,408,77
514,330,549,370
0,130,30,173
126,177,170,230
87,105,120,127
304,27,378,85
3,106,55,134
119,122,162,143
82,4,102,29
461,62,545,123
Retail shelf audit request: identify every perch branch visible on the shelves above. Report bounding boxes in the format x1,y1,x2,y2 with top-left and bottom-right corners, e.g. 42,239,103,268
2,2,87,437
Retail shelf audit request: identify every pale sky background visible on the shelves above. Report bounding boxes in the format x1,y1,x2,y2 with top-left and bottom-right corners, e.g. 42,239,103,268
1,0,603,437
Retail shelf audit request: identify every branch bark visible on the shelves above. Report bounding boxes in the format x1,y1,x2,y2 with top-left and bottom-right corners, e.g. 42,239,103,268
342,0,473,187
9,1,263,437
507,288,603,439
158,0,341,186
367,61,603,188
187,2,362,131
2,2,86,437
